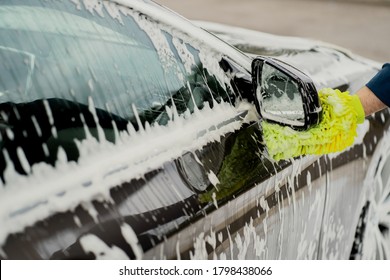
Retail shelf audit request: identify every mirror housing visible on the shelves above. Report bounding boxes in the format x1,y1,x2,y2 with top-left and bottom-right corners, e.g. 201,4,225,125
252,56,321,130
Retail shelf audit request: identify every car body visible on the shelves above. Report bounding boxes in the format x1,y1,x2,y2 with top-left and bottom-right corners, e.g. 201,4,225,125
0,0,389,260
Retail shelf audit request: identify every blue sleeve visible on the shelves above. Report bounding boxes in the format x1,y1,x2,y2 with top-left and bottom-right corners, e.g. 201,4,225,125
366,63,390,107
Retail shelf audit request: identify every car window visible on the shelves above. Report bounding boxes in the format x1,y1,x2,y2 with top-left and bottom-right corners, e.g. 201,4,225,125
0,0,234,180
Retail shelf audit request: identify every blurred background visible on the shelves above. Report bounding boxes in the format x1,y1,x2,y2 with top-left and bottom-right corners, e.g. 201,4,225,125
155,0,390,62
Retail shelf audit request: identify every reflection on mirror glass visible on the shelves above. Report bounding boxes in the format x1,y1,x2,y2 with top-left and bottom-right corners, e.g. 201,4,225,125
260,63,305,126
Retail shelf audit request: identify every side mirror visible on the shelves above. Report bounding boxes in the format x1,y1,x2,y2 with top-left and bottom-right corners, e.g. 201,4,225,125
252,57,321,130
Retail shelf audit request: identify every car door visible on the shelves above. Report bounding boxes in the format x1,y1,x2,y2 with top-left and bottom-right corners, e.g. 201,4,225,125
0,0,327,260
0,0,252,259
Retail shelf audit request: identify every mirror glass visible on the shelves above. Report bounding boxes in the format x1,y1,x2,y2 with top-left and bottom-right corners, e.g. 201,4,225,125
258,62,305,127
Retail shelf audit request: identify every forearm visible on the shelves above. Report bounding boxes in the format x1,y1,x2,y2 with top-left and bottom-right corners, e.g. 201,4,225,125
357,86,387,116
357,63,390,116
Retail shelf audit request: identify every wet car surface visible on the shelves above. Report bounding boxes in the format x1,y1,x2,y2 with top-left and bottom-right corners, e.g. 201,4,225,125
0,0,389,260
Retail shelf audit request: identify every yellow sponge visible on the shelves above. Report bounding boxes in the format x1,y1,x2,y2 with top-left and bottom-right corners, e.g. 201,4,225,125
262,88,365,161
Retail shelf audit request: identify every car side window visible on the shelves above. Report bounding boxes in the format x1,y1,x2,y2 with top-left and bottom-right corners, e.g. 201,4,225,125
0,0,234,180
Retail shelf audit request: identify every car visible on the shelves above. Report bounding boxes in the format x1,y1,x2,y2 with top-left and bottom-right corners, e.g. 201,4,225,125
0,0,389,260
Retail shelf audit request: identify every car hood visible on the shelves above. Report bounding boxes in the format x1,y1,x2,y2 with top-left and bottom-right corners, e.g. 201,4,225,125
194,21,380,93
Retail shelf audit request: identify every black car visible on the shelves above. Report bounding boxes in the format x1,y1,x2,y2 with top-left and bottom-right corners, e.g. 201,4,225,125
0,0,389,260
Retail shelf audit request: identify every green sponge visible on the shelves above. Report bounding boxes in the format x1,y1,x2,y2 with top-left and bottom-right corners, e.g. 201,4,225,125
262,88,365,161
